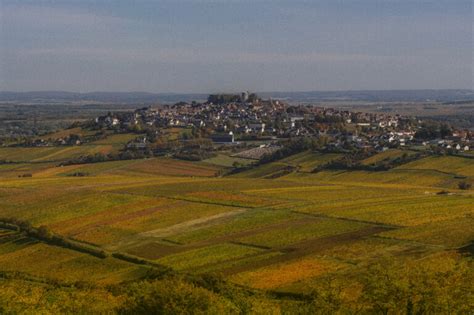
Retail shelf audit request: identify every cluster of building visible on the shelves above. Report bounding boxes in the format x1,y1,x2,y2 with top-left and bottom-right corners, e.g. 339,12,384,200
92,93,472,153
420,132,471,152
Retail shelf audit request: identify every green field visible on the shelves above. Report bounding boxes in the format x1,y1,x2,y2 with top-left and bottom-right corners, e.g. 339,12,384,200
0,147,473,312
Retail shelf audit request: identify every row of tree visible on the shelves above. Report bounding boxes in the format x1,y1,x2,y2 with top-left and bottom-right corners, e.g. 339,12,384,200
314,152,424,172
0,218,107,258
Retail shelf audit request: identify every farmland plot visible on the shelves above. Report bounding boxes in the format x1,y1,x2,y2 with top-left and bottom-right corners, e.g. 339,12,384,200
0,237,144,284
398,155,474,177
0,148,472,302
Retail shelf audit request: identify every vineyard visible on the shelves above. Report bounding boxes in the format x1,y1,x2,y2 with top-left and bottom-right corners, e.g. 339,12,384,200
0,145,473,312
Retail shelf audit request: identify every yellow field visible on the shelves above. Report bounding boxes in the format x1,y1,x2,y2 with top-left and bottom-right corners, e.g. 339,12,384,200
360,149,416,165
398,155,474,177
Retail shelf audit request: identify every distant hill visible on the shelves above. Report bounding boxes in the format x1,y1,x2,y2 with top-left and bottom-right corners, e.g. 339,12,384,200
1,89,473,104
0,91,208,104
258,89,474,103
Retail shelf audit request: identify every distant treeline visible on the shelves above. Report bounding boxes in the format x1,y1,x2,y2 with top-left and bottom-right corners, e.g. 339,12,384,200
59,150,153,166
414,122,453,140
313,152,424,172
0,160,18,165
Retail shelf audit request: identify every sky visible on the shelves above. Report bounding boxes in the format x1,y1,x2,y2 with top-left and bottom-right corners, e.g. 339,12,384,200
0,0,472,93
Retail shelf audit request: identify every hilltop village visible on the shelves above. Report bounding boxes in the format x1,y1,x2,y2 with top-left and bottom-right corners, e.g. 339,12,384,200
91,93,471,152
17,93,472,165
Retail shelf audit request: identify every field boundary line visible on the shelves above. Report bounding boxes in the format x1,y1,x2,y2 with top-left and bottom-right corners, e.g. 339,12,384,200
370,235,449,250
291,210,403,229
393,168,465,177
229,241,272,250
218,225,392,275
106,190,257,209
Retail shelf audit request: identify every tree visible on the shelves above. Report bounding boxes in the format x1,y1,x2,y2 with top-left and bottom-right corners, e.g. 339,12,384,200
119,279,237,314
36,225,52,239
306,278,348,314
360,260,410,314
232,161,243,168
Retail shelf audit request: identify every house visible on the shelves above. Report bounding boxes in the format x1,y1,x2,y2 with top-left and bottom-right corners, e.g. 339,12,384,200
211,132,234,143
105,116,119,126
248,122,265,133
127,136,148,149
290,116,304,128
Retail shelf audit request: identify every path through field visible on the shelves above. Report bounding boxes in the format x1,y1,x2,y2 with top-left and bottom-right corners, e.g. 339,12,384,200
106,207,249,251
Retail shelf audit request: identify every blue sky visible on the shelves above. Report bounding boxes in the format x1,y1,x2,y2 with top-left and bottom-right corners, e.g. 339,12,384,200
0,0,472,92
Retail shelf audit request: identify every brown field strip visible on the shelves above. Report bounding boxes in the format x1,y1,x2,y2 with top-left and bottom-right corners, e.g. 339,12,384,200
139,208,248,238
107,208,249,251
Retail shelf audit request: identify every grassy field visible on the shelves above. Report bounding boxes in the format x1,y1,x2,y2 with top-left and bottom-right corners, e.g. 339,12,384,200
280,151,342,172
203,153,255,167
0,132,140,164
397,155,474,177
360,148,418,163
0,147,473,311
38,127,97,140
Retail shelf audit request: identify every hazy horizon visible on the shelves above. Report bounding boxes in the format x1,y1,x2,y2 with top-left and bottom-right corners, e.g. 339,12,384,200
1,88,473,95
1,0,472,92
